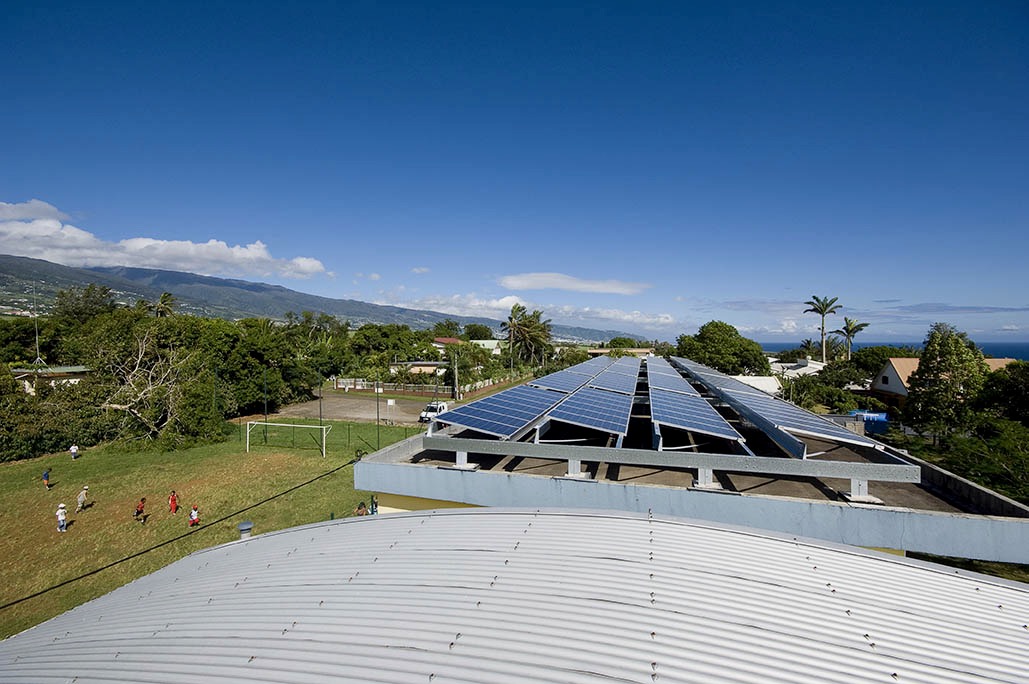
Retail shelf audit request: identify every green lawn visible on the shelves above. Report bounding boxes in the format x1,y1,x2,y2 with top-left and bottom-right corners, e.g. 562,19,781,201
0,419,415,639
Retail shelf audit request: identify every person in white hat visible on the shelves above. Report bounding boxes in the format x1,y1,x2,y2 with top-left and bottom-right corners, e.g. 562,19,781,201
56,503,67,532
76,486,89,513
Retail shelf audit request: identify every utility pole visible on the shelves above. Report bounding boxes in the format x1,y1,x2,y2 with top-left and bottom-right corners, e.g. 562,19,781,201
452,350,460,401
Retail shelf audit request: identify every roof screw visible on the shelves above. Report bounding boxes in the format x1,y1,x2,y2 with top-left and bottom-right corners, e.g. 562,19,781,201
891,674,899,680
650,631,656,639
248,656,256,662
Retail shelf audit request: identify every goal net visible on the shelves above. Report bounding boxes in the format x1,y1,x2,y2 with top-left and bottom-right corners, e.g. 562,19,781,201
246,421,331,457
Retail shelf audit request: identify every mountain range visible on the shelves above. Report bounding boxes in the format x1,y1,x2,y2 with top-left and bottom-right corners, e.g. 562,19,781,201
0,254,635,343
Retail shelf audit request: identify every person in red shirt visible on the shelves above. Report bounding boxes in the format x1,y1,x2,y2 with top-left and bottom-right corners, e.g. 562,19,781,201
134,497,146,524
168,490,178,514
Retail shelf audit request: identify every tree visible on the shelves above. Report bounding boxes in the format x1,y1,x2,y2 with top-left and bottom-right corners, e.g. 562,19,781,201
501,305,553,368
799,338,819,357
803,295,842,364
463,323,494,341
978,361,1029,426
153,292,177,318
52,284,118,325
906,323,989,439
607,336,643,349
675,321,770,375
432,319,462,339
851,345,920,377
831,317,869,360
501,304,527,371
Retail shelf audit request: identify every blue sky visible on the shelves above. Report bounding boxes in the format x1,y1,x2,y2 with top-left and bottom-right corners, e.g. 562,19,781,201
2,1,1027,342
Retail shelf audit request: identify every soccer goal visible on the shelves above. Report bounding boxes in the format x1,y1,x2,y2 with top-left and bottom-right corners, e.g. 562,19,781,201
246,421,331,457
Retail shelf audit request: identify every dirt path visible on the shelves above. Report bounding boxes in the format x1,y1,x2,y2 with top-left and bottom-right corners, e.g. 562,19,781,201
275,392,432,425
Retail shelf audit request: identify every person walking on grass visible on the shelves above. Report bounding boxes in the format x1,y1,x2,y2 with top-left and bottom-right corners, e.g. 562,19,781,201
76,485,89,513
70,444,79,459
168,490,178,514
56,503,67,532
188,504,200,527
134,497,146,524
43,468,50,490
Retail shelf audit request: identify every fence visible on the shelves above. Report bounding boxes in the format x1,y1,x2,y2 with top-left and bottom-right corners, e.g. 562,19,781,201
334,375,521,399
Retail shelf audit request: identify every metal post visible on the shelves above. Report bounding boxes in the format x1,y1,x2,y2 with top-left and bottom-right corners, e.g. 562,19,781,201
376,376,381,450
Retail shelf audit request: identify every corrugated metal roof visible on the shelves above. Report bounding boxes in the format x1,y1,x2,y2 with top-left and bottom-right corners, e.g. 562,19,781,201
3,509,1028,683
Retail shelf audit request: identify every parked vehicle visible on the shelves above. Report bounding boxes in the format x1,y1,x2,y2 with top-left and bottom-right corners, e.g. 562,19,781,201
419,400,450,423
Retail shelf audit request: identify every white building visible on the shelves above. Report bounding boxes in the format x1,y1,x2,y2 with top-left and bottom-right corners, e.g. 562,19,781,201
3,508,1027,683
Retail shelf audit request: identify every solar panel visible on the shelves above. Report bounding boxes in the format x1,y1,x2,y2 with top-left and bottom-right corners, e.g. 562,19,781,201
435,385,564,438
530,369,593,393
589,368,639,395
722,388,879,447
547,387,634,435
646,357,679,374
649,388,743,441
646,365,700,396
670,357,767,396
672,357,880,449
609,357,642,375
577,356,616,371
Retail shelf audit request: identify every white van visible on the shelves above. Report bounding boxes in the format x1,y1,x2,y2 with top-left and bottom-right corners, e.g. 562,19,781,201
419,400,449,423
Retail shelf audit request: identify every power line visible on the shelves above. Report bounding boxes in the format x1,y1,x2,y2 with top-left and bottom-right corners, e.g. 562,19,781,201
0,458,357,613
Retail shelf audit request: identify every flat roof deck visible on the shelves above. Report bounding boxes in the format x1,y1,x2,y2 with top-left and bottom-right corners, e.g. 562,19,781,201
407,434,967,513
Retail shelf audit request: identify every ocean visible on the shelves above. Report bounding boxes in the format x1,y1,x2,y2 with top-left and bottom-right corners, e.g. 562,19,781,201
759,341,1029,361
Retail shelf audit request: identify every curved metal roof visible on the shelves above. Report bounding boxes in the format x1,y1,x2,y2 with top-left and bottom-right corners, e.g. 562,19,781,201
3,509,1028,683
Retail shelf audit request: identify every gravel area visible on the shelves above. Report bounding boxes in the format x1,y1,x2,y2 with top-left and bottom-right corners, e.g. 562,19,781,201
275,391,434,425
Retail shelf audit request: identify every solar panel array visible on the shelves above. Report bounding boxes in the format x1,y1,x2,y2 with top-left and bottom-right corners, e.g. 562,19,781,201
647,359,701,396
722,388,879,447
434,385,565,438
589,367,639,395
649,388,744,441
548,386,634,435
671,357,766,396
671,357,880,449
529,369,593,393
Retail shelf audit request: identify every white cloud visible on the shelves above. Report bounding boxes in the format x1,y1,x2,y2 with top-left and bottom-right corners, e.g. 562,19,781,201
384,294,527,319
368,273,381,281
372,290,674,332
411,267,430,274
0,199,69,221
499,272,650,295
0,199,327,279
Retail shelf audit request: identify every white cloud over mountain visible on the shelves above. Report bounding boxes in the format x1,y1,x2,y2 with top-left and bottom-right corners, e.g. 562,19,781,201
499,272,650,295
0,199,327,279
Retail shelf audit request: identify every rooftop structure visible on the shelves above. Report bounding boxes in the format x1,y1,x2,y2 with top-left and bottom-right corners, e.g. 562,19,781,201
357,357,1029,563
3,509,1027,683
871,357,1018,404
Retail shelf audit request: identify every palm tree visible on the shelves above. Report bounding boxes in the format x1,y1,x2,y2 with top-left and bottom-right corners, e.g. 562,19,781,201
799,338,819,358
153,292,176,318
501,304,528,371
803,295,842,363
832,317,869,360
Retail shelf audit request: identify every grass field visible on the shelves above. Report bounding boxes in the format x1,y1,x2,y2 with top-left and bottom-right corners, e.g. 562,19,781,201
0,419,418,639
